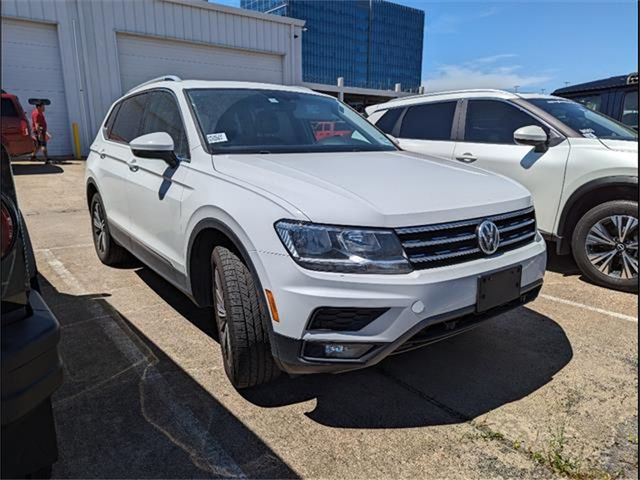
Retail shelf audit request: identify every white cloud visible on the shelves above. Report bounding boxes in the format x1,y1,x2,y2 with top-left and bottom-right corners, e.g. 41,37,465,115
428,6,503,35
423,55,552,92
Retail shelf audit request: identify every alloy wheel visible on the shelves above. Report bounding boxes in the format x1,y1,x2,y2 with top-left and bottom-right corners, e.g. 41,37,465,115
92,202,107,255
585,215,638,280
214,267,231,363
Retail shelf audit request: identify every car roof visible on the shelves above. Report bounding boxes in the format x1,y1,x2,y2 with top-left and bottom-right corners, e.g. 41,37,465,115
552,72,638,95
365,89,519,113
127,78,327,97
365,89,574,115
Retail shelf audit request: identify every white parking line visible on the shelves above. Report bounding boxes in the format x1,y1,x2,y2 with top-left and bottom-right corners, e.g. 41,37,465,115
539,294,638,322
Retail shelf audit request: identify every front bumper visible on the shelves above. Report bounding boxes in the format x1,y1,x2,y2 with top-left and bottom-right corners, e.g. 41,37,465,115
253,233,547,374
272,280,542,374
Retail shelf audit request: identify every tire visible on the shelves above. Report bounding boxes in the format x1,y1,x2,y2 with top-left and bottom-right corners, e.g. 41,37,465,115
90,193,130,266
571,200,638,292
211,246,280,389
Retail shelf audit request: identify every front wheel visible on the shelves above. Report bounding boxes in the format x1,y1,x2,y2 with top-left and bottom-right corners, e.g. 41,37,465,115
211,246,280,389
571,201,638,292
90,193,130,266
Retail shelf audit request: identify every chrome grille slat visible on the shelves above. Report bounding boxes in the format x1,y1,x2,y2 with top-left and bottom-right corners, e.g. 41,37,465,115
499,218,536,234
409,247,481,263
395,207,537,270
395,206,535,235
499,230,536,246
402,233,477,248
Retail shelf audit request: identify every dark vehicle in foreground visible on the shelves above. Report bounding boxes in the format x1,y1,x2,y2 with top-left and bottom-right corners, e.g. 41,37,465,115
553,73,638,130
1,151,62,478
1,89,33,160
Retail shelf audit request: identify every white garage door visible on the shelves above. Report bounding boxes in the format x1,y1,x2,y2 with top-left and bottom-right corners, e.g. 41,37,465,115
1,18,72,156
117,34,284,92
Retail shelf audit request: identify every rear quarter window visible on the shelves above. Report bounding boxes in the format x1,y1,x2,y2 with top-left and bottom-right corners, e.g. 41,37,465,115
374,108,403,134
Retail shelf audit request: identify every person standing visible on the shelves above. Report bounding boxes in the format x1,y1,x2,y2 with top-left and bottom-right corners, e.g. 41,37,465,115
30,101,50,164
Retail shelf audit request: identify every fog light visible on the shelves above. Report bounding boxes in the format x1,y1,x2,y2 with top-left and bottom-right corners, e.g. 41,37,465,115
303,342,373,359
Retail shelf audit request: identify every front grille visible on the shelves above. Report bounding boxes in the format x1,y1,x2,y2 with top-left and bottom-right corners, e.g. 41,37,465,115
395,207,536,269
307,307,389,331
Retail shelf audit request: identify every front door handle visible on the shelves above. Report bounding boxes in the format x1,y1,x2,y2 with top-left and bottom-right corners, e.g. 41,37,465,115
455,153,477,163
128,159,139,172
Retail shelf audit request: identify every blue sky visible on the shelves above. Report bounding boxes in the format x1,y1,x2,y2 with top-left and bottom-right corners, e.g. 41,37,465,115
213,0,638,93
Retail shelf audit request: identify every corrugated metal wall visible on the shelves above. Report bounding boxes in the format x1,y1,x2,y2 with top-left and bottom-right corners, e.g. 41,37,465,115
1,0,304,154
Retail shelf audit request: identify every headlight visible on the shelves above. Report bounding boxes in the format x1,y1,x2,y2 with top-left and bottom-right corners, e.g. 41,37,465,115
274,220,412,274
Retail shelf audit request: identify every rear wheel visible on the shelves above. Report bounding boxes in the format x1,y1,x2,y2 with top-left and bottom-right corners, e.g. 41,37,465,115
211,246,279,389
90,193,130,266
572,200,638,292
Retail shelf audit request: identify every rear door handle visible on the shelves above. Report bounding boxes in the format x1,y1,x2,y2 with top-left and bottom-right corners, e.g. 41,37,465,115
455,153,477,163
99,149,106,159
128,159,139,172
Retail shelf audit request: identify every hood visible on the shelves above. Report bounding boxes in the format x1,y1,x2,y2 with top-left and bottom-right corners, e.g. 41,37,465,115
213,151,532,227
598,138,638,153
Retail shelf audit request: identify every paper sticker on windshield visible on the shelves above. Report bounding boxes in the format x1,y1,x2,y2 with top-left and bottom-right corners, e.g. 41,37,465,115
579,128,597,139
207,132,228,144
268,98,279,103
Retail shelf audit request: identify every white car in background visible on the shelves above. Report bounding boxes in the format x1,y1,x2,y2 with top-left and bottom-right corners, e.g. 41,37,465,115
367,90,638,292
86,78,546,389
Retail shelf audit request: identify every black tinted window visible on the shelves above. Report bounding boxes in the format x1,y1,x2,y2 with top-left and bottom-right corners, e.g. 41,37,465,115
399,102,456,140
142,91,189,159
110,94,147,143
375,108,402,134
571,94,602,112
1,98,18,118
104,103,121,137
465,100,542,144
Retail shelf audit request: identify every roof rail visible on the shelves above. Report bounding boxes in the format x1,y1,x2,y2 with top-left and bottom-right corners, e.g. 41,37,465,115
127,75,182,93
383,88,510,104
627,73,638,85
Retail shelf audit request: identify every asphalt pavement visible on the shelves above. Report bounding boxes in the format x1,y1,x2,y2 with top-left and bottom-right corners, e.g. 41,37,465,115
12,159,638,479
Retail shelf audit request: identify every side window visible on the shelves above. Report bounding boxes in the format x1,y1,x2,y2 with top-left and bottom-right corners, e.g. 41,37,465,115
571,94,602,112
103,102,121,138
621,91,638,129
399,102,456,141
1,98,19,118
375,108,402,134
109,94,147,143
142,91,189,159
465,100,543,144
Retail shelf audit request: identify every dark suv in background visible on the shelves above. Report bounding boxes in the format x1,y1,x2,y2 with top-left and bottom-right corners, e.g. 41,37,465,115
1,150,62,477
553,72,638,130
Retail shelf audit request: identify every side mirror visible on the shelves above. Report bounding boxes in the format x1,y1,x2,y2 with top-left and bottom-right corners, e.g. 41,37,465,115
386,133,400,146
130,132,178,168
514,125,549,153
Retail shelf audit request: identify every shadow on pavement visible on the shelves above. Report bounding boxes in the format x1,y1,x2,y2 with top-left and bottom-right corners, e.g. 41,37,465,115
544,241,581,277
38,275,299,479
11,162,64,175
135,266,573,430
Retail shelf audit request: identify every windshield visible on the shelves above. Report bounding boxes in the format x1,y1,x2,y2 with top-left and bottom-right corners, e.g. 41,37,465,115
187,89,396,154
528,97,638,141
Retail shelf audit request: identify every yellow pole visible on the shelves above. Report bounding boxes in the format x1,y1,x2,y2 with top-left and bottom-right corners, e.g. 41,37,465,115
72,122,81,160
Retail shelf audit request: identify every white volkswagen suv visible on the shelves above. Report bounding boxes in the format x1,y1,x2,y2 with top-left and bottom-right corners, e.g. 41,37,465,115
367,90,638,292
86,77,546,389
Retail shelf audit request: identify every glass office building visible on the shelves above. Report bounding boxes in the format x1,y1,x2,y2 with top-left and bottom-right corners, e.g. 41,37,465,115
241,0,424,92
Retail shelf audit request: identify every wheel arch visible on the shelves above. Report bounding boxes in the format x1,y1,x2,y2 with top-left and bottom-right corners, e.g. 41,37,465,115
557,176,638,254
187,218,261,308
86,178,99,211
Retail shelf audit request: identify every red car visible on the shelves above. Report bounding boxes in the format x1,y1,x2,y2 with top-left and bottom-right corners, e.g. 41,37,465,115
1,89,33,161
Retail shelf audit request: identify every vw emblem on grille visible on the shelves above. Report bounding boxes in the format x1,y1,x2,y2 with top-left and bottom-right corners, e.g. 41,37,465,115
477,220,500,255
